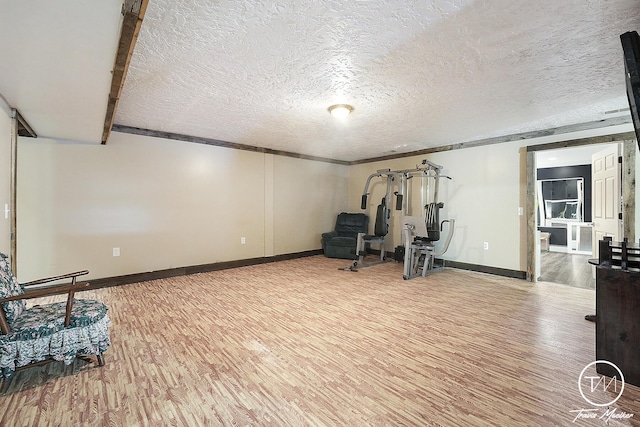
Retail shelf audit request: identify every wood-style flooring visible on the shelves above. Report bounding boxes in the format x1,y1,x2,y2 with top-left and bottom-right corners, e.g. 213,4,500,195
539,251,595,290
1,256,638,426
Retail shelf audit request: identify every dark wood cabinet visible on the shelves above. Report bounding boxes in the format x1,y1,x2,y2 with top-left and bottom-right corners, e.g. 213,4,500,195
596,266,640,386
594,238,640,386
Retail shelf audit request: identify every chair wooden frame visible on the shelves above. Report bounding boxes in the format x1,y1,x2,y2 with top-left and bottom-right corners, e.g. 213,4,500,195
0,270,106,372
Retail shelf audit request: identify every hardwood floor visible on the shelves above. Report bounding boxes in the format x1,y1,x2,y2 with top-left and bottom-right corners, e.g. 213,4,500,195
539,251,595,290
1,256,638,426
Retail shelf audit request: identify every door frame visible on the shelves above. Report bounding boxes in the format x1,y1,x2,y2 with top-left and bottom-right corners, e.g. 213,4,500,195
525,132,637,281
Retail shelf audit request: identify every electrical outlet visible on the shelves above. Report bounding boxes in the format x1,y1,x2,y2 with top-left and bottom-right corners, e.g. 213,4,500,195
241,237,246,245
113,247,120,257
483,242,489,250
518,207,524,216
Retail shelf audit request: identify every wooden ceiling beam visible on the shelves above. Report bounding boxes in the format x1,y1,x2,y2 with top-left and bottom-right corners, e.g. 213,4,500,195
16,110,37,138
101,0,148,144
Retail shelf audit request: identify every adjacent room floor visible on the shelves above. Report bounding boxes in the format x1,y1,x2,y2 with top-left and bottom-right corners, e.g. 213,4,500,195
1,256,637,426
539,251,595,290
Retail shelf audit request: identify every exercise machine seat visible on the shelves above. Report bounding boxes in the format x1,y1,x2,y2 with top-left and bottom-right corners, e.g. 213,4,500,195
362,199,388,240
414,202,443,243
322,213,369,259
350,198,389,269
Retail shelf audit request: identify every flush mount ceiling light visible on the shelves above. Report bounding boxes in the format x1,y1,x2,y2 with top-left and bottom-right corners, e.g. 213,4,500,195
328,104,353,119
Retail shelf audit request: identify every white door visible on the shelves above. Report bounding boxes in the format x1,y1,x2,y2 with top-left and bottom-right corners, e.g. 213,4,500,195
591,144,621,259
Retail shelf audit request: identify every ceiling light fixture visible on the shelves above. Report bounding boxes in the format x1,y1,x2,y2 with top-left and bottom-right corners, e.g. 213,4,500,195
328,104,353,119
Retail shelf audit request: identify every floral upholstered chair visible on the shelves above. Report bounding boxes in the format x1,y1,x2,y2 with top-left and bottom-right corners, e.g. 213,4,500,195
0,253,111,383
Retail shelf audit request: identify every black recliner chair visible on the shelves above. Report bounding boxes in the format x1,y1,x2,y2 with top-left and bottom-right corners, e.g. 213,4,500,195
321,213,369,259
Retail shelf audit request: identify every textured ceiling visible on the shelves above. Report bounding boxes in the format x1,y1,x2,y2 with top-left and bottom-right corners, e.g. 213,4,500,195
1,1,638,161
114,0,640,161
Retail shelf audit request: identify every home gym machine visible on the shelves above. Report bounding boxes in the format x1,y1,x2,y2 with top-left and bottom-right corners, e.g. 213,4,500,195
343,168,395,271
345,159,455,277
402,160,455,280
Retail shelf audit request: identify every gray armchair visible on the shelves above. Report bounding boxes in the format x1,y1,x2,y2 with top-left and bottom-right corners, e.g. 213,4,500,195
322,212,369,259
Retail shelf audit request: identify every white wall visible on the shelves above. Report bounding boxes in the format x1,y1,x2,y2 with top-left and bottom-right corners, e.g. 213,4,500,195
272,155,349,256
349,144,526,271
16,131,349,281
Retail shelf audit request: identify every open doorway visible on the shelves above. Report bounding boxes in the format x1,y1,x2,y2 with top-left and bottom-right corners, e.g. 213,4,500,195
535,145,614,289
526,133,637,287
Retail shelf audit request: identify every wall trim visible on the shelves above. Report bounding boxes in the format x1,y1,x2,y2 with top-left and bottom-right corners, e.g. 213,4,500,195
83,250,525,290
114,119,633,167
87,249,323,290
112,125,350,166
365,250,526,279
441,260,527,279
525,131,636,153
352,117,634,165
